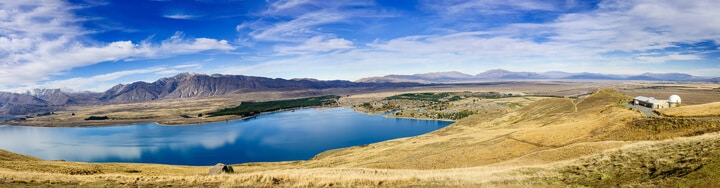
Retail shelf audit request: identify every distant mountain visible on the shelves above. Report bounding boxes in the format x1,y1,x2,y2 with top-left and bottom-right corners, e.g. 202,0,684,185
560,73,624,80
357,71,474,83
415,71,475,80
30,89,75,106
626,73,704,81
0,89,103,117
0,92,51,116
2,73,417,117
100,73,381,103
540,71,576,79
475,69,548,79
358,69,709,83
708,77,720,83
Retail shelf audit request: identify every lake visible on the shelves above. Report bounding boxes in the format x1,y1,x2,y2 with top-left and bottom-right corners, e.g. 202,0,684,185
0,108,452,166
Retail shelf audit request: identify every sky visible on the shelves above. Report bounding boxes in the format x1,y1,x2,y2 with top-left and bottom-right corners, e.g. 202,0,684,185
1,0,719,92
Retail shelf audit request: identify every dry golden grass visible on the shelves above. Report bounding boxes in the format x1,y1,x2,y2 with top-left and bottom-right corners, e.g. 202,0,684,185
295,89,640,170
0,150,40,162
556,132,720,187
657,102,720,117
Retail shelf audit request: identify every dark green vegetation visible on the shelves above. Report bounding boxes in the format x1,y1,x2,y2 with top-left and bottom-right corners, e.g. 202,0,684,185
639,85,694,90
435,109,475,120
84,116,109,120
385,92,459,102
383,92,516,102
208,95,340,117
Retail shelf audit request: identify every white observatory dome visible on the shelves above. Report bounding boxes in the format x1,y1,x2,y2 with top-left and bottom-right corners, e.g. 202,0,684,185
669,95,681,103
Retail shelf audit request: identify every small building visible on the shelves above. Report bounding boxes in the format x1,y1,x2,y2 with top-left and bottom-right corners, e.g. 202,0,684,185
668,94,682,107
633,96,668,109
632,95,681,109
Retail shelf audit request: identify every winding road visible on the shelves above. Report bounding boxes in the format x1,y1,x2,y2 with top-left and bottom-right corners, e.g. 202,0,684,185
622,103,659,118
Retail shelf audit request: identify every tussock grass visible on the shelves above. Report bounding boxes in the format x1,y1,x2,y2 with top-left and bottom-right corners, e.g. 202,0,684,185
658,102,720,117
556,133,720,187
0,150,40,162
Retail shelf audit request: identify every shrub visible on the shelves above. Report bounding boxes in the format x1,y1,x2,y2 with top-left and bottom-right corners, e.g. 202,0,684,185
84,116,109,120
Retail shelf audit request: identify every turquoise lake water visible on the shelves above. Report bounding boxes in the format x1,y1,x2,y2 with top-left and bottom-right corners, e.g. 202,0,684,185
0,108,451,165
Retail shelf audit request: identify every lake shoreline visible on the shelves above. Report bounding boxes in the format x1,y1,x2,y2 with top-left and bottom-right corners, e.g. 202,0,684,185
0,106,331,127
348,107,457,123
1,106,455,127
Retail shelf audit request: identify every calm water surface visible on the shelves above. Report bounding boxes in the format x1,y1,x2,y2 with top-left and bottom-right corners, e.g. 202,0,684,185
0,108,451,165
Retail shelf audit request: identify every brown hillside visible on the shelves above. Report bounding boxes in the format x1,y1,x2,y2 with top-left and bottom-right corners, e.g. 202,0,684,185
266,89,642,170
657,102,720,117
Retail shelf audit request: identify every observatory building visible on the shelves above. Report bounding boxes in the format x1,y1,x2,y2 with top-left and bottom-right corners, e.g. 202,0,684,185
668,94,682,107
632,95,682,109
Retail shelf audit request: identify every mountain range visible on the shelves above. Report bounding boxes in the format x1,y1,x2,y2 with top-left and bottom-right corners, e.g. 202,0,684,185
357,69,712,83
0,73,415,117
1,71,718,118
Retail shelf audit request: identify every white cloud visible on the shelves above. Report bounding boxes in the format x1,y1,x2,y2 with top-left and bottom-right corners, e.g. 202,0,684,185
173,63,203,69
247,10,347,42
54,68,160,92
6,63,205,92
153,32,234,55
634,54,701,64
0,1,234,90
163,14,198,20
0,33,232,87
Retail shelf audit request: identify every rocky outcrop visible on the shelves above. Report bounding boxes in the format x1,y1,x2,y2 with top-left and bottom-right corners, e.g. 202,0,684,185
208,163,234,175
31,89,74,106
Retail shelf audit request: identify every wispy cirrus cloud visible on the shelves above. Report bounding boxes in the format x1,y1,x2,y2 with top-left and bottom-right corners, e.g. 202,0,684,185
274,36,353,54
244,10,347,42
236,0,384,51
421,0,559,15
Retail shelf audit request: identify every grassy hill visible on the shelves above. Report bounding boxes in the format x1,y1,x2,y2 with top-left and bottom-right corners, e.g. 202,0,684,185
2,89,720,187
290,89,638,169
0,149,40,162
657,102,720,117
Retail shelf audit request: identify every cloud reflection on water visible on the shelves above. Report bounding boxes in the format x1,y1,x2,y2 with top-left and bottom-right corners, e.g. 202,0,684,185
0,108,450,165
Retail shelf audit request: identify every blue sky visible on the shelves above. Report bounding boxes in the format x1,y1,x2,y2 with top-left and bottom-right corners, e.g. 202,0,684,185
1,0,719,92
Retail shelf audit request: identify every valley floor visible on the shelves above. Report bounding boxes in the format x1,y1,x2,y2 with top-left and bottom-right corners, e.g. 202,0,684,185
2,82,720,187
